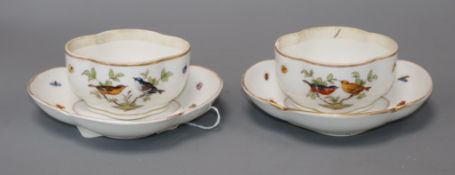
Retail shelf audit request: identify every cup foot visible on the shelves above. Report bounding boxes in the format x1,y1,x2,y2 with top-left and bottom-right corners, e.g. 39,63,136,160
285,96,389,114
82,102,170,120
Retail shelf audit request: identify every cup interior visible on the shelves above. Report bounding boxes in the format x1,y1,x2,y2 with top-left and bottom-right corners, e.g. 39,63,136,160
275,26,398,65
65,29,190,65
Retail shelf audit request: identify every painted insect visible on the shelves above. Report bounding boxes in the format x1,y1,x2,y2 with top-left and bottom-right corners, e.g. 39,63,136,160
196,82,203,91
49,81,62,87
398,75,409,82
182,65,188,74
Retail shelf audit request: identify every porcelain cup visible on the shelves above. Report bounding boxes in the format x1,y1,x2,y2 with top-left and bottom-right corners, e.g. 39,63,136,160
275,26,398,113
65,29,190,118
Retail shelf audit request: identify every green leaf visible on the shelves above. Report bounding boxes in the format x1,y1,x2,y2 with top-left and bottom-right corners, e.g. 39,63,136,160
122,93,131,102
140,70,150,78
90,68,97,80
108,69,124,82
90,91,102,99
312,77,327,86
160,69,174,82
147,77,159,86
327,73,334,81
82,68,97,81
99,80,113,86
325,96,340,103
352,71,360,79
116,73,124,78
355,79,363,85
301,69,313,77
105,80,112,86
357,93,367,99
310,92,317,99
143,94,151,102
82,70,90,78
109,69,115,79
327,73,336,83
367,70,378,82
307,92,317,100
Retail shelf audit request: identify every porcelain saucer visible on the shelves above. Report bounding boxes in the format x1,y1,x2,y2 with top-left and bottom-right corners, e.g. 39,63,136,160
242,60,432,136
28,65,223,139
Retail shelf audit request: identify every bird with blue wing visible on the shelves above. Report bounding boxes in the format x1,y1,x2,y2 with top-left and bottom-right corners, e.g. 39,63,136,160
134,77,164,95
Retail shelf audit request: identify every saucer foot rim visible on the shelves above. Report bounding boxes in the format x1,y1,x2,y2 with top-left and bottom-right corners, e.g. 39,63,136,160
85,101,171,120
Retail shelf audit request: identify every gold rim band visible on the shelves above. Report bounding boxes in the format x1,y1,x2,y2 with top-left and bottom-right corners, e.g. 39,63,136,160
275,26,399,67
65,29,191,67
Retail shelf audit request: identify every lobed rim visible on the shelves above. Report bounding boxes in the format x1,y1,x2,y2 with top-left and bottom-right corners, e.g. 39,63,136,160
275,26,399,67
65,29,191,67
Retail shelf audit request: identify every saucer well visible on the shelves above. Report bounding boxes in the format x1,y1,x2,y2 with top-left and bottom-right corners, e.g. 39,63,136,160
242,60,432,136
28,65,223,139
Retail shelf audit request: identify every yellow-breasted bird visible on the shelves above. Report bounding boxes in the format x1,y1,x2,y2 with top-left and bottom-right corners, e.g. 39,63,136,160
89,84,127,95
340,80,371,95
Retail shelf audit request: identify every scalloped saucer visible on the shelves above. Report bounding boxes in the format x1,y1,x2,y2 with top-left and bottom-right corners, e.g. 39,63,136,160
242,60,432,136
28,66,223,139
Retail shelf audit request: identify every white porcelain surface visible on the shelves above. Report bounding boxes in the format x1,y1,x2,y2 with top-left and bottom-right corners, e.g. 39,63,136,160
275,26,398,113
65,29,190,117
28,65,223,139
242,60,432,136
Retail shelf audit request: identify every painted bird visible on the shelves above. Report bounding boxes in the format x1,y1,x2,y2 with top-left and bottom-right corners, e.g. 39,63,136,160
340,80,371,95
134,77,164,94
303,80,338,95
88,84,127,95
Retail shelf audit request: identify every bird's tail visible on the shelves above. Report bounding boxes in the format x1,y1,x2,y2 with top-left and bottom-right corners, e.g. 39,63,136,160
365,87,371,91
157,89,164,94
303,80,312,85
